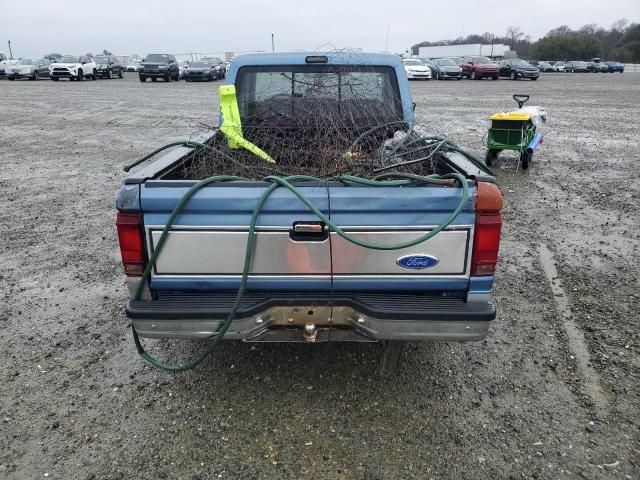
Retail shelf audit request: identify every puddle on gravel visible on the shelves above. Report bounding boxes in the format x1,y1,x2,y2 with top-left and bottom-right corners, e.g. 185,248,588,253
538,243,609,414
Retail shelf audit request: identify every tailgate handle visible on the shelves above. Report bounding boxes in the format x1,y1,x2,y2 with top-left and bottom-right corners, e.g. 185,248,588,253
290,221,328,242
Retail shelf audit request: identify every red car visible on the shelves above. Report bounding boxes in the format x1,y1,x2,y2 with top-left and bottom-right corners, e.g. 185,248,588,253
460,56,499,80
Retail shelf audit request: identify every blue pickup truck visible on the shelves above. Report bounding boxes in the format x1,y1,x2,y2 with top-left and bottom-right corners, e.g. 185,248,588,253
116,52,503,368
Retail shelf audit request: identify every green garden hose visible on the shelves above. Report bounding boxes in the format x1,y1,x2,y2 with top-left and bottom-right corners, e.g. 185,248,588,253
128,146,470,372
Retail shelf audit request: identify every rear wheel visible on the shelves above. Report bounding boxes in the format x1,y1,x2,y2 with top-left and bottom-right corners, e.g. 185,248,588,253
510,71,517,80
485,149,499,166
470,71,477,80
139,76,146,82
32,71,39,80
118,68,123,79
92,69,97,80
520,151,532,170
492,76,498,80
77,69,83,81
108,68,113,79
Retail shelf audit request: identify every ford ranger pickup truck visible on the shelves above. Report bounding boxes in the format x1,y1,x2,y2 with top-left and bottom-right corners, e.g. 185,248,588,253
116,52,502,358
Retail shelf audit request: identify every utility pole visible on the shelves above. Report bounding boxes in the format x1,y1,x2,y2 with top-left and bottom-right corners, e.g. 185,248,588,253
8,40,13,59
385,23,390,53
271,34,275,52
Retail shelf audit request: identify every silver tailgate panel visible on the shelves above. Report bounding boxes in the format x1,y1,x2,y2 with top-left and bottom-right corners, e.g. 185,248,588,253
150,230,330,275
331,229,470,275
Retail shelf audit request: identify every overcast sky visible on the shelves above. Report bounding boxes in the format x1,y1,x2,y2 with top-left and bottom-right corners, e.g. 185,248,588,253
2,0,638,58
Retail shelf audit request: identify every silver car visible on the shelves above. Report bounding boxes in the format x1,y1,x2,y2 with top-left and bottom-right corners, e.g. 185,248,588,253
7,58,50,80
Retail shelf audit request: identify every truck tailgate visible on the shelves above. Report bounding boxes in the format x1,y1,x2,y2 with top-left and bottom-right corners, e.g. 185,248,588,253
140,182,475,294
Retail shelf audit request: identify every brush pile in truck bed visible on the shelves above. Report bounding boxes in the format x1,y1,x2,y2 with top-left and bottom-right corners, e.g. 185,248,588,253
166,119,453,181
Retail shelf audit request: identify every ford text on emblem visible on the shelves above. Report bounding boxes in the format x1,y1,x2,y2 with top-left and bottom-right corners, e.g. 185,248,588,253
396,254,439,270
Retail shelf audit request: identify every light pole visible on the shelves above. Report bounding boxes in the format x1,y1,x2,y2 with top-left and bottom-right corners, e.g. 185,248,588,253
8,40,13,59
271,34,275,52
385,23,390,53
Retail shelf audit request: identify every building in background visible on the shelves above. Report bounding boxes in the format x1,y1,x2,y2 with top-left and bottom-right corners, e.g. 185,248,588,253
418,43,512,59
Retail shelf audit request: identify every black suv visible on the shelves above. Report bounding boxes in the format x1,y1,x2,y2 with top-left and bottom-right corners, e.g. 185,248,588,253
139,54,180,82
200,57,225,79
94,55,124,79
498,59,540,80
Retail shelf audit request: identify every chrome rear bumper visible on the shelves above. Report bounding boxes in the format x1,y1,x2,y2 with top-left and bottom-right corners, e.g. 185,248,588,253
127,292,495,342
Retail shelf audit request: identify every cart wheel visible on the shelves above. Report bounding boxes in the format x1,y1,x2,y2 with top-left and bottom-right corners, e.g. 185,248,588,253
485,149,498,166
520,151,532,170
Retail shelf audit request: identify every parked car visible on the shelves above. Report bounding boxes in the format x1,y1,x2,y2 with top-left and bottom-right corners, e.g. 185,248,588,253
177,60,187,79
430,58,462,80
537,61,554,72
0,51,18,78
586,59,608,72
460,56,499,80
6,58,50,80
606,61,624,73
125,63,140,72
550,61,566,72
49,55,97,81
200,57,226,79
565,61,589,73
139,54,180,82
402,58,431,80
94,55,124,79
183,61,217,81
497,59,540,80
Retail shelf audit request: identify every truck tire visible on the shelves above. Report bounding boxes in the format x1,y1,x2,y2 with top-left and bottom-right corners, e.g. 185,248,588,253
380,341,404,377
520,151,531,169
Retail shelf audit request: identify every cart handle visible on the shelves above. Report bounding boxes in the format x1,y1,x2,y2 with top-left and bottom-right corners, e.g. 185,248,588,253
513,94,530,109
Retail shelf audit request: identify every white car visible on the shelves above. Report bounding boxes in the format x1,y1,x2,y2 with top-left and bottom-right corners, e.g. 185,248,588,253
0,51,18,77
402,58,431,80
49,55,97,81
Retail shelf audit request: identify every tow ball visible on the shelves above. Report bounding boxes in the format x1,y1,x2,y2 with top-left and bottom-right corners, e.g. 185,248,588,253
304,323,317,342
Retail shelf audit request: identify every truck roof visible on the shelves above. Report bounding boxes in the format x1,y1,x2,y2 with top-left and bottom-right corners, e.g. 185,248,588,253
231,51,403,68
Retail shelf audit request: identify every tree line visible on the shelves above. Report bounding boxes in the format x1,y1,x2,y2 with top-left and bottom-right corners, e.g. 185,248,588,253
412,19,640,62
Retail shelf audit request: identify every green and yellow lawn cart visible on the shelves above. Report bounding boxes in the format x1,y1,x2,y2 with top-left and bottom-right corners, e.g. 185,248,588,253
484,94,545,170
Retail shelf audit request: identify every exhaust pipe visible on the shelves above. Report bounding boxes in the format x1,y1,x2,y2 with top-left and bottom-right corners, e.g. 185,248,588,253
526,132,544,154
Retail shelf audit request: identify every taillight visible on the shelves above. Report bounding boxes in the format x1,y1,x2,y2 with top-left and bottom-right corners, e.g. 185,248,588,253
471,183,503,276
116,212,146,276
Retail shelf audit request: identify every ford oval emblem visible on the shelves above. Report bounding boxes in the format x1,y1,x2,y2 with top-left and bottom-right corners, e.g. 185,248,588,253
396,254,439,270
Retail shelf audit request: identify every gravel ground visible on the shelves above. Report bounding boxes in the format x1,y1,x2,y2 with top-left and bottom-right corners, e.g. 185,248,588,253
1,72,638,480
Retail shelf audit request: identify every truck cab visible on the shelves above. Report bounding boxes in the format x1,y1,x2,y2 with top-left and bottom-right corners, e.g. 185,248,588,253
117,52,502,351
